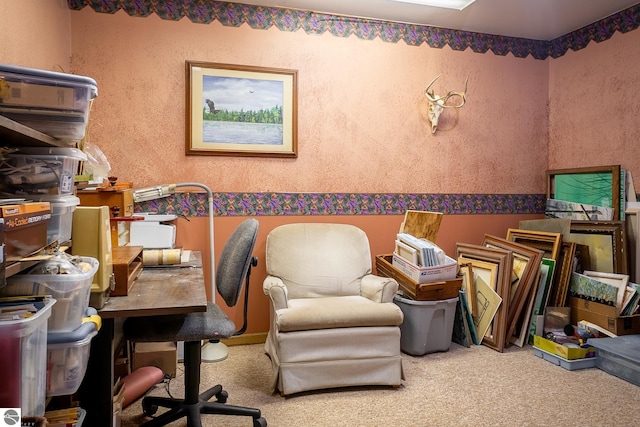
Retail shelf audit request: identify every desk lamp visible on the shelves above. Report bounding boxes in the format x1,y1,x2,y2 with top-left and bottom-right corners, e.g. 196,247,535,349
132,182,229,363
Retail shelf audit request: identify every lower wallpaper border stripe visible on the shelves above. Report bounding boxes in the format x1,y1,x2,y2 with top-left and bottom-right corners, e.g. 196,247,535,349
135,192,546,217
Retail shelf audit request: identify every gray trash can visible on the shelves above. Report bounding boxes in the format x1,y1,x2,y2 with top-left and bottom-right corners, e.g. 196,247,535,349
394,294,458,356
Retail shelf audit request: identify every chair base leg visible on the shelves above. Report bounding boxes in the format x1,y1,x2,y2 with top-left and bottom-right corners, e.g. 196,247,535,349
138,341,266,426
139,384,266,427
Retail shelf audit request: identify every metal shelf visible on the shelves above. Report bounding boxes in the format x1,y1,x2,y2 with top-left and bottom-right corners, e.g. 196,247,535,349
0,115,70,148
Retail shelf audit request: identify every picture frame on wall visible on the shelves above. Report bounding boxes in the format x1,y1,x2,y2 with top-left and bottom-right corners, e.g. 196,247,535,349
185,61,298,158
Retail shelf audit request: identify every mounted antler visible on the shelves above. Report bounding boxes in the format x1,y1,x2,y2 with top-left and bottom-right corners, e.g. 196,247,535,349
424,75,468,133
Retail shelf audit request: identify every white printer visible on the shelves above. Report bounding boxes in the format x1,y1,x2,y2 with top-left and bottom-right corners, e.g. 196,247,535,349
129,213,177,249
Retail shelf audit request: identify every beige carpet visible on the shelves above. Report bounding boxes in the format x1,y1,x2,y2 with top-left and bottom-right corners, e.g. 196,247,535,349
121,342,639,426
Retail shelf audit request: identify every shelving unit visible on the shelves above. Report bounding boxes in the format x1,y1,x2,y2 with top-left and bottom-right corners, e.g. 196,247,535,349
1,116,72,278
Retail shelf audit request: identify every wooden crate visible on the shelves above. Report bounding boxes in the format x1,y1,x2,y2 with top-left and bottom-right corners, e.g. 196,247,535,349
376,254,461,301
111,245,143,296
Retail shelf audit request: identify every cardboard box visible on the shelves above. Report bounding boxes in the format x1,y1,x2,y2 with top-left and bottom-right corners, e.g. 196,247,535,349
0,202,51,261
132,342,177,378
376,254,461,300
533,335,594,360
567,296,640,336
391,253,457,284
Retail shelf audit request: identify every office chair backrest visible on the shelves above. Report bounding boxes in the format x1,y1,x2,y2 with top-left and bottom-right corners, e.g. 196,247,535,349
216,218,259,307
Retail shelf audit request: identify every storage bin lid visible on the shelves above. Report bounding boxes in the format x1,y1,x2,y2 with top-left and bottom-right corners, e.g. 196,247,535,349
0,298,56,337
588,335,640,362
10,146,88,161
394,294,459,306
0,63,98,97
47,316,97,344
27,194,80,209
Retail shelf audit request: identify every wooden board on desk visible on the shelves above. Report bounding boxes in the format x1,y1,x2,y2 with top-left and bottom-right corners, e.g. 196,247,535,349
111,245,143,296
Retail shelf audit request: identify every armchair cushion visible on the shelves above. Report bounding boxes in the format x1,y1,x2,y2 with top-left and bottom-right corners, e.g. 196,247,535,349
275,296,403,332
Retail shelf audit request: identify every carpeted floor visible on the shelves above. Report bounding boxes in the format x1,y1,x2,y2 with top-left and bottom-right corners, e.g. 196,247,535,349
121,342,639,426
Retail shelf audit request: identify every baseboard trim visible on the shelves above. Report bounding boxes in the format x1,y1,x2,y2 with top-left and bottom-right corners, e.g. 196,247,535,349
221,332,267,346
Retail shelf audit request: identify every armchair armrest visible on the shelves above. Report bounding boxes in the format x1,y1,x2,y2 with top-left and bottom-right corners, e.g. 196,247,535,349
360,274,399,303
263,275,289,310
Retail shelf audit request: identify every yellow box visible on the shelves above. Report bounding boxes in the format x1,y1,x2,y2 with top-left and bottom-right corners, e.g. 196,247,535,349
533,335,594,360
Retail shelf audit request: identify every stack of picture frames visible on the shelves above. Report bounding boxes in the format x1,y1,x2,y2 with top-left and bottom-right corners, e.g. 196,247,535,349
456,235,545,353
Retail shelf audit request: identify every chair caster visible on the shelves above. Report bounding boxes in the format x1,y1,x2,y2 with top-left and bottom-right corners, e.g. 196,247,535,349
215,390,228,403
142,401,158,416
254,417,268,427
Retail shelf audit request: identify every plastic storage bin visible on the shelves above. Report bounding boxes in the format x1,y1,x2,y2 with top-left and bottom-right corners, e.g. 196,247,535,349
46,314,98,396
0,298,55,416
2,256,99,333
28,194,80,244
0,147,87,195
0,63,98,143
533,347,596,371
589,335,640,386
394,294,458,356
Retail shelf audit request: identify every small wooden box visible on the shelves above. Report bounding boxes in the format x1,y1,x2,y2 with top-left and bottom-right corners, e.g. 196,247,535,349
77,189,134,217
111,245,143,296
376,254,462,301
78,189,136,247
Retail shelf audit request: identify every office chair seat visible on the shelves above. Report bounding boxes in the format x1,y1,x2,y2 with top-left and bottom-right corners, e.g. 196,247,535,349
123,219,266,427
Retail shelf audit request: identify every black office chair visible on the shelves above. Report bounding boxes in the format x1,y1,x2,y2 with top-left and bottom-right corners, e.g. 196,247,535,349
123,218,266,427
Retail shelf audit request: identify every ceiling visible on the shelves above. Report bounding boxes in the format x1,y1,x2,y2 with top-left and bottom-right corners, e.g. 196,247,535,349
235,0,640,40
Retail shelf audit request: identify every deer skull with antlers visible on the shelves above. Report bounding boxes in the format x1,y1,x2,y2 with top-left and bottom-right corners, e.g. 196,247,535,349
424,75,468,133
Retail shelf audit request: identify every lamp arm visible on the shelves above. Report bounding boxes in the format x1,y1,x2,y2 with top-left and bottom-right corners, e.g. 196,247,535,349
176,182,215,302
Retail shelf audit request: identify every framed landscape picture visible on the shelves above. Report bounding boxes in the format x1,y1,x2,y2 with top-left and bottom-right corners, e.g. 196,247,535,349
186,61,298,157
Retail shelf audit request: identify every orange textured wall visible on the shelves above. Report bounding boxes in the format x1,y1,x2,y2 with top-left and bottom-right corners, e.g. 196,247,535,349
0,0,71,71
549,30,640,179
68,9,550,194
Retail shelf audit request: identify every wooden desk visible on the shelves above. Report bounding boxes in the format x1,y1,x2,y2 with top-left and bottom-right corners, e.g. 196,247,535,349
77,251,208,426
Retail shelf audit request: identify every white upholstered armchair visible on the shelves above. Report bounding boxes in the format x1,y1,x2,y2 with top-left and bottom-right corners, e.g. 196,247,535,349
263,223,404,396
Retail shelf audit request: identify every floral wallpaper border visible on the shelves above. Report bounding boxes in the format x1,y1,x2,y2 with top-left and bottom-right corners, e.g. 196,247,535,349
135,192,546,217
67,0,640,59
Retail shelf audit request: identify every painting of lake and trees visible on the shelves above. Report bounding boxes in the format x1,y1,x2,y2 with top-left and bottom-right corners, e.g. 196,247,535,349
202,75,284,146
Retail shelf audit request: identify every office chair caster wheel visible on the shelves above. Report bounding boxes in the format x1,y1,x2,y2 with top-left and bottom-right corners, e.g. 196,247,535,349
142,401,158,416
215,390,228,403
254,417,267,427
